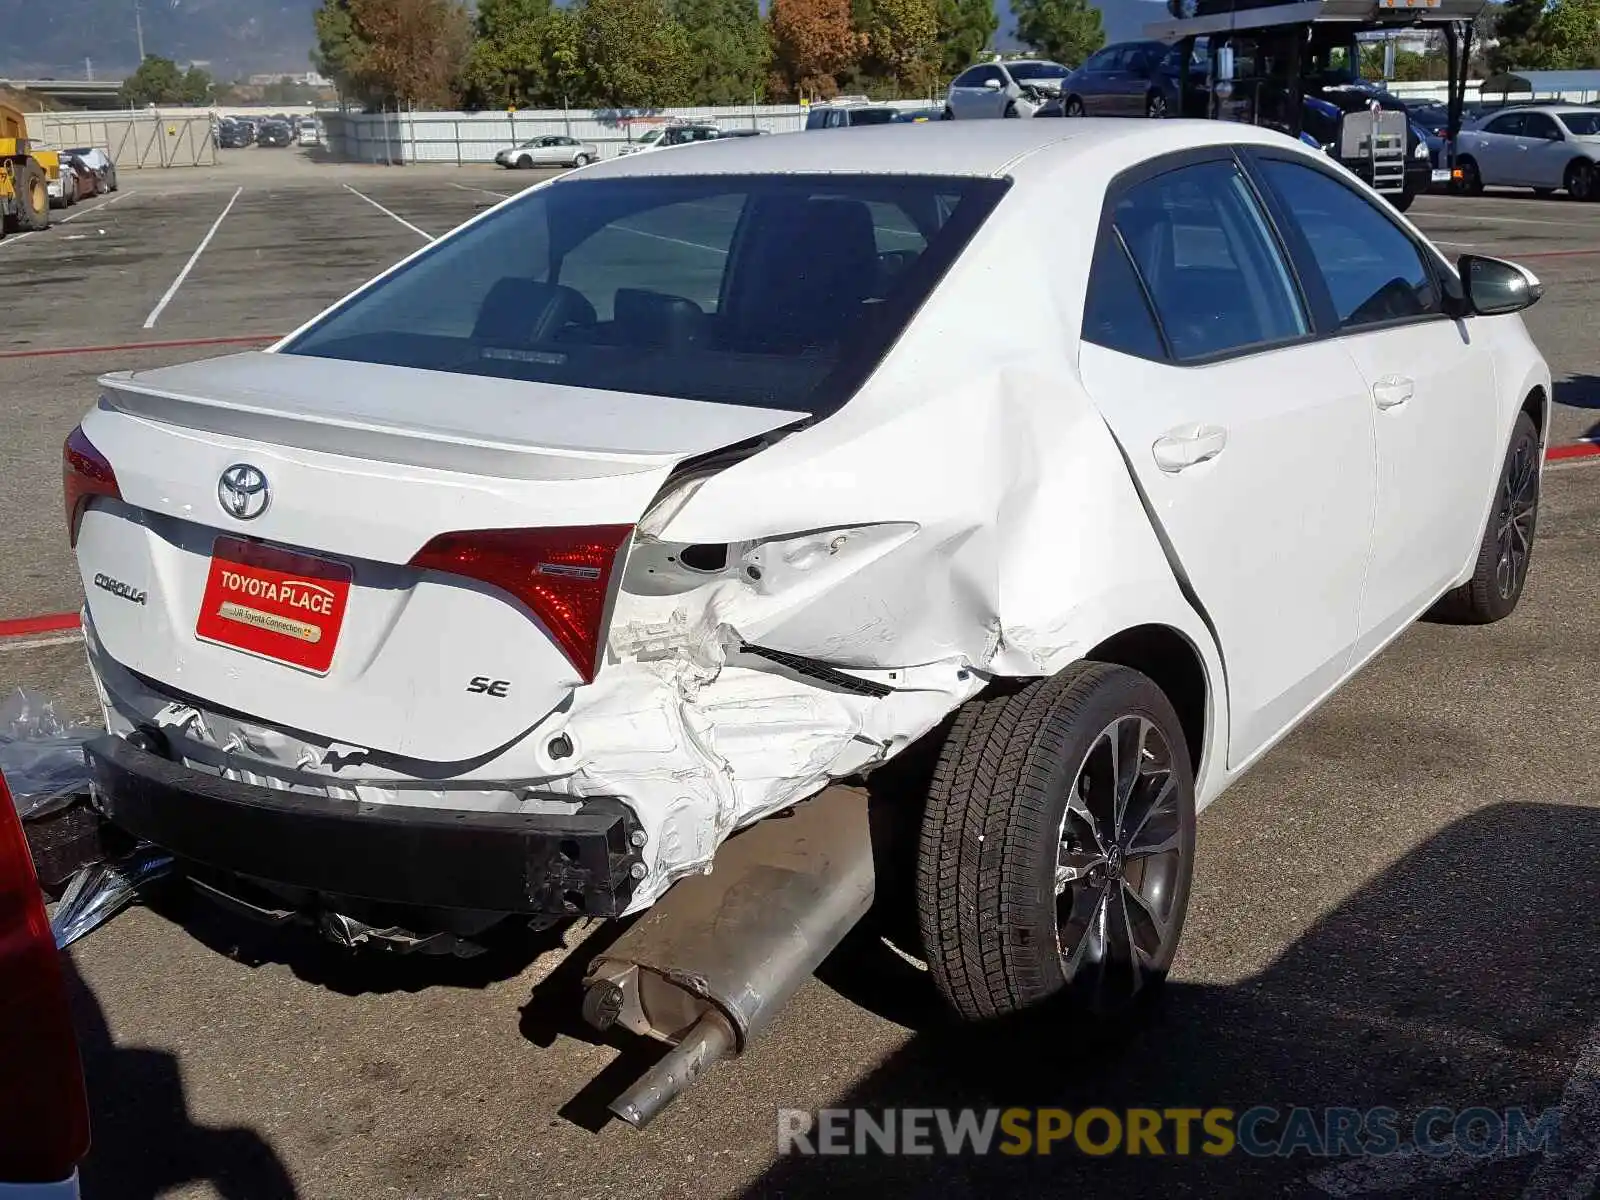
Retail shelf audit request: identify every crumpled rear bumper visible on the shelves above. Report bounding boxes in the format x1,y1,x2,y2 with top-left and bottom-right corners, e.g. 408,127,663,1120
84,733,646,917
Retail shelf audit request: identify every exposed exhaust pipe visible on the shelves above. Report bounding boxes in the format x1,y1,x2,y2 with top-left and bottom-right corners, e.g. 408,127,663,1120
582,784,874,1128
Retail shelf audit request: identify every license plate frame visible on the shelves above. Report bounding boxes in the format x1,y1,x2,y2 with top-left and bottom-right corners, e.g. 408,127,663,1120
195,536,353,675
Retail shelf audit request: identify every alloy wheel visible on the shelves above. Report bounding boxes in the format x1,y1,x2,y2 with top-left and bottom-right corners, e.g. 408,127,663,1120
1495,432,1538,600
1066,97,1084,117
1055,714,1185,1010
1147,94,1167,118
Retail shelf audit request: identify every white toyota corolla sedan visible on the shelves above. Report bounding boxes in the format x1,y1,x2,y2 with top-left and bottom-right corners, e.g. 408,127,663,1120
67,120,1549,1022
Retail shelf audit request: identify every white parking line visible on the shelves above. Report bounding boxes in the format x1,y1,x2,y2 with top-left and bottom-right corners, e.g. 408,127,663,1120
143,186,242,329
1419,212,1600,230
343,183,434,240
0,631,82,653
616,224,727,254
450,181,513,200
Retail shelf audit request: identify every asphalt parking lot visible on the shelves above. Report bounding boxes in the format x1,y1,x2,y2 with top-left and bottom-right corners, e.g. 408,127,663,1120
2,146,1599,1199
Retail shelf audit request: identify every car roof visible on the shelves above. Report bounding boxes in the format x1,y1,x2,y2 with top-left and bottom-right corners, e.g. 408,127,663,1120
579,118,1304,183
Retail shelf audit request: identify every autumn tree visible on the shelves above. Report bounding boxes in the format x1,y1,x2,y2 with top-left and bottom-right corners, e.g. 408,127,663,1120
672,0,772,104
347,0,472,107
577,0,695,108
1013,0,1104,68
868,0,938,91
770,0,864,99
936,0,998,81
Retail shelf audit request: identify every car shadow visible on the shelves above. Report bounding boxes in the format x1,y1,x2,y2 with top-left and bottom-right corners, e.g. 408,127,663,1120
1552,373,1600,412
741,801,1600,1198
64,953,299,1199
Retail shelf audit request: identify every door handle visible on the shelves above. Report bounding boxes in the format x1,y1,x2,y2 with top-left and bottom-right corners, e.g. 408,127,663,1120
1152,424,1228,473
1372,375,1414,410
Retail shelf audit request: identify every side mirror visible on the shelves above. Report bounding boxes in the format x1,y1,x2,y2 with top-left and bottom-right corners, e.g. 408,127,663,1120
1457,254,1543,316
983,78,1003,90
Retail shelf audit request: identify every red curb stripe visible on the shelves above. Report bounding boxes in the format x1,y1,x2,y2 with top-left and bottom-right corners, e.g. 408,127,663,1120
1548,440,1600,461
0,613,80,638
0,334,282,361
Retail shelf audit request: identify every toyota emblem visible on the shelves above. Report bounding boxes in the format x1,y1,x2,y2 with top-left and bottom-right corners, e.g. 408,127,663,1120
217,463,270,521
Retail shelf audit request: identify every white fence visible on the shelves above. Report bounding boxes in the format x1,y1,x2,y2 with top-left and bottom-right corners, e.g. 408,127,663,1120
321,102,935,165
30,110,217,168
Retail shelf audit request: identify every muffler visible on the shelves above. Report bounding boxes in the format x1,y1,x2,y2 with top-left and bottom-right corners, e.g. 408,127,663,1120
581,784,873,1128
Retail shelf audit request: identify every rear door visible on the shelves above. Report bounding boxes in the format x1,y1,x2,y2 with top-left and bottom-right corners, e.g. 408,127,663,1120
1248,152,1502,653
1077,150,1377,769
1080,47,1124,115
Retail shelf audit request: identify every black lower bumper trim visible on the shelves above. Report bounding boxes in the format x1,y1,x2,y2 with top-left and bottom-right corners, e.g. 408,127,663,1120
84,734,643,917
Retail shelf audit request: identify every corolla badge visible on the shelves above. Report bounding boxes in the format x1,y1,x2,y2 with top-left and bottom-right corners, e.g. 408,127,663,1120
217,463,270,521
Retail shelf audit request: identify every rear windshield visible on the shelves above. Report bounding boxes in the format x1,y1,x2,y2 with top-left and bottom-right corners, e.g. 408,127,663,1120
282,173,1008,416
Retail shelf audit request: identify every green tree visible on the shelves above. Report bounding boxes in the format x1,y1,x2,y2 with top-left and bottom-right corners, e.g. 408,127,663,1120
119,55,185,106
1540,0,1600,68
577,0,695,107
1490,0,1553,71
672,0,771,104
936,0,998,80
1012,0,1103,68
465,0,566,107
868,0,938,91
181,66,215,104
312,0,371,100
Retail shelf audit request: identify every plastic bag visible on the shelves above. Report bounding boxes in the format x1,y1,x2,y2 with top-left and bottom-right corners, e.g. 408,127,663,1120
0,689,97,821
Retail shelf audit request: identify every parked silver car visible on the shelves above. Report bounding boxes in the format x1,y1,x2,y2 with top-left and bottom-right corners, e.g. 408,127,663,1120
943,59,1070,119
1453,105,1600,200
495,135,599,169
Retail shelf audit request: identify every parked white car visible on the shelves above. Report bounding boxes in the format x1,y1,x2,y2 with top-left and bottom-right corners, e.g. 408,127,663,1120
615,122,722,155
495,135,599,169
67,120,1549,1029
944,58,1071,119
1454,105,1600,200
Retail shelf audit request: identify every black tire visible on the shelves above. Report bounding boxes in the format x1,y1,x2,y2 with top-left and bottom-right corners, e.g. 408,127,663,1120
1389,188,1415,212
1456,155,1483,195
1430,411,1540,625
517,155,533,170
1565,159,1596,202
1065,96,1084,117
9,160,49,232
941,107,954,121
916,663,1197,1023
1146,91,1168,119
572,153,591,167
1002,101,1019,119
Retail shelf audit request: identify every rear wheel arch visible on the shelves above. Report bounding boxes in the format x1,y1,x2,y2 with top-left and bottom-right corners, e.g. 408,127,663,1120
1084,624,1210,781
1521,384,1548,445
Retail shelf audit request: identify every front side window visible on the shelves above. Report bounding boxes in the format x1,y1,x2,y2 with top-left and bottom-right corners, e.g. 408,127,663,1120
1110,158,1307,362
1256,158,1437,329
283,174,1008,416
1521,112,1560,140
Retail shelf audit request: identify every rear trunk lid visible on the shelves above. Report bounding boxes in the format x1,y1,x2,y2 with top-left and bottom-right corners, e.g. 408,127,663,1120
75,352,804,763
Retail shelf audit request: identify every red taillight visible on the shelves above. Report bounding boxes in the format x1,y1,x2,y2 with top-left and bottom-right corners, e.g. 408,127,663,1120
408,525,634,683
63,425,121,547
0,771,91,1184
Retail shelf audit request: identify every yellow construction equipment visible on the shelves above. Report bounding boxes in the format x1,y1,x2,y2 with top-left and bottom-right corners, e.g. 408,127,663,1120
0,103,51,236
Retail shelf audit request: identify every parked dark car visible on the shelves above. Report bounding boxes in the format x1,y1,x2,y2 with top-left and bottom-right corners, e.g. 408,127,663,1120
217,119,251,149
257,120,294,148
1056,40,1189,118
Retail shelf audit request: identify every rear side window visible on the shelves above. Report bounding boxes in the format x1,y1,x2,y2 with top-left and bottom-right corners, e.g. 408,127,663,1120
1255,159,1437,328
1109,159,1307,362
284,174,1009,416
849,108,897,126
1083,230,1166,360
